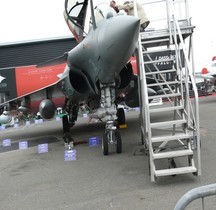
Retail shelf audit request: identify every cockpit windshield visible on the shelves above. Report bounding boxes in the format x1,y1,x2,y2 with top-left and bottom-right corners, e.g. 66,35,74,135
64,0,88,43
64,0,117,42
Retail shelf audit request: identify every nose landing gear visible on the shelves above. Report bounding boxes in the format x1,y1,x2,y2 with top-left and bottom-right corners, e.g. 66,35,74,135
100,82,123,155
102,121,122,155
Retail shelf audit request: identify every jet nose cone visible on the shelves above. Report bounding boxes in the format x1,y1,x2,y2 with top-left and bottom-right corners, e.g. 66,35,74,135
118,15,140,44
99,15,140,64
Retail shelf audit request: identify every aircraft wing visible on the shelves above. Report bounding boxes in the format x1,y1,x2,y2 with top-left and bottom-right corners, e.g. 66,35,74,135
195,68,215,79
195,73,214,79
0,63,67,106
203,71,216,78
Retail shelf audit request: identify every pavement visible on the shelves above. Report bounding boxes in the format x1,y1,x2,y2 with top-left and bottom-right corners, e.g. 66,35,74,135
0,95,216,210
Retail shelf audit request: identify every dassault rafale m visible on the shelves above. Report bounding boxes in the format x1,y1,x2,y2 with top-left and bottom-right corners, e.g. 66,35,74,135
0,0,142,155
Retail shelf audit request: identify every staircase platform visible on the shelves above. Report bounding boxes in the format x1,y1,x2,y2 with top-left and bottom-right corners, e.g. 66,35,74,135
141,23,195,48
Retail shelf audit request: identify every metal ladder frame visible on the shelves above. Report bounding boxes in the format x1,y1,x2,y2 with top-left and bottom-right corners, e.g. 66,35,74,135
168,0,201,176
134,0,201,182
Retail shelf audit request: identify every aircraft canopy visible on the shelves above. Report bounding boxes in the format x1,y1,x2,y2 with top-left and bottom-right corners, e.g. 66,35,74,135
64,0,88,42
64,0,117,42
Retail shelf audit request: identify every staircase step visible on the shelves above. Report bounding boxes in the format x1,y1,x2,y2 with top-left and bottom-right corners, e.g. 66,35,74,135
147,80,180,87
141,38,170,45
151,133,190,143
155,166,197,177
150,105,184,113
153,149,193,159
142,48,171,55
150,119,187,128
148,92,181,99
144,58,173,65
145,69,176,75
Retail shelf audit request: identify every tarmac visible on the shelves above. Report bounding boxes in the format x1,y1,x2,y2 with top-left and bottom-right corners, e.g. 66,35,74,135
0,95,216,210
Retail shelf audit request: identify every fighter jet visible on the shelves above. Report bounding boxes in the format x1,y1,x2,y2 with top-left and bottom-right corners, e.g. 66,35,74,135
0,0,140,155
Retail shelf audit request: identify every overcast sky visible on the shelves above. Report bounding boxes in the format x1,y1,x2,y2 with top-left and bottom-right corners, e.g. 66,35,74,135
0,0,216,71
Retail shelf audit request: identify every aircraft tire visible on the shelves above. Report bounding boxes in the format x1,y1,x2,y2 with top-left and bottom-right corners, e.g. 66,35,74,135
62,115,70,133
102,132,109,155
117,108,125,125
116,131,122,153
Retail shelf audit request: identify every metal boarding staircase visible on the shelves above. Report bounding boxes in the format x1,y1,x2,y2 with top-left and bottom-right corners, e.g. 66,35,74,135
135,0,201,182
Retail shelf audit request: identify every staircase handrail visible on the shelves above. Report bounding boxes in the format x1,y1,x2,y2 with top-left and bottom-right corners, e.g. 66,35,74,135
167,0,201,176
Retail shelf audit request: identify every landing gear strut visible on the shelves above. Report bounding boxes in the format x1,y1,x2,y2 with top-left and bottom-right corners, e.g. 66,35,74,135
62,115,70,133
100,83,122,155
62,104,79,150
63,131,74,150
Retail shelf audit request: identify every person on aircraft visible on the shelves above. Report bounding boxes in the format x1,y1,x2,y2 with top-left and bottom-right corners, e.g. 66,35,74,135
110,0,150,32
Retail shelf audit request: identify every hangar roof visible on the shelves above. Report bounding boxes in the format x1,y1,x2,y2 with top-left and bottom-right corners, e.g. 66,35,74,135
0,36,77,69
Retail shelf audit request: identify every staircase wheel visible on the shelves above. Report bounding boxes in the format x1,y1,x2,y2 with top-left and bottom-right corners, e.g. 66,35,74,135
169,159,177,177
170,159,177,168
